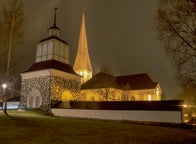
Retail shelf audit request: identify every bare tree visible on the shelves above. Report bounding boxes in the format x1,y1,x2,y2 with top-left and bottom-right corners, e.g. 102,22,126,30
96,72,116,101
69,81,84,101
156,0,196,84
121,83,131,101
0,0,24,115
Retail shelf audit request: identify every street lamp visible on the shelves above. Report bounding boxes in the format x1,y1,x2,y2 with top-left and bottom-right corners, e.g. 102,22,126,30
2,83,7,89
1,83,8,115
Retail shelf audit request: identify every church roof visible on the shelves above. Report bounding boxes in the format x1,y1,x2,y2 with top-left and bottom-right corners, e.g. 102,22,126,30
116,73,157,90
81,72,117,89
81,72,158,90
23,60,78,75
73,11,92,72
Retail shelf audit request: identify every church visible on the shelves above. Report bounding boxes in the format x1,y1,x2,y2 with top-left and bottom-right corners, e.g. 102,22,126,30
20,8,162,109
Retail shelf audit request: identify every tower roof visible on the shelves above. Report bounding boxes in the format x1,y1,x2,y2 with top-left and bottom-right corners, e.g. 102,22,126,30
23,60,78,76
74,11,92,72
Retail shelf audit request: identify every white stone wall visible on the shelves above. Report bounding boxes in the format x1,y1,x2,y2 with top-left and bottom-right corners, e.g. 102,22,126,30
21,70,50,108
51,108,183,124
3,102,20,109
21,69,81,109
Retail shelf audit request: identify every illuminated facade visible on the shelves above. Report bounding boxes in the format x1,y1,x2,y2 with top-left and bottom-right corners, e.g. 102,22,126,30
80,72,162,101
73,11,93,84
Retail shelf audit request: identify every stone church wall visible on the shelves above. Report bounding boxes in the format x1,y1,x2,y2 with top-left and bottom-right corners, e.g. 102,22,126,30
48,76,81,106
21,76,50,109
21,75,80,109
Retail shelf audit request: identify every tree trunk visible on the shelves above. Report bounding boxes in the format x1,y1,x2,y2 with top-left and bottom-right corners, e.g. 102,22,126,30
3,14,15,116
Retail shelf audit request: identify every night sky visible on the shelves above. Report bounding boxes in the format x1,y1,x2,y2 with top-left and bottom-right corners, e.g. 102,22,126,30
0,0,181,99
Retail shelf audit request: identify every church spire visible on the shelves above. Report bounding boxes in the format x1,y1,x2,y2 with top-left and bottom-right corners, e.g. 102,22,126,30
53,7,57,27
48,5,60,37
74,10,93,83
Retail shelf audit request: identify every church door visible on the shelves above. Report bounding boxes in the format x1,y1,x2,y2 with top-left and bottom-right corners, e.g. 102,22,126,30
27,89,42,108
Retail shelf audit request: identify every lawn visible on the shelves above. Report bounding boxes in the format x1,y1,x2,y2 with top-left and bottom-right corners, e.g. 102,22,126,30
0,110,195,144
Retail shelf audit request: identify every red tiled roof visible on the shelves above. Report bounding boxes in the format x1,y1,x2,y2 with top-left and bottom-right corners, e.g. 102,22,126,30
81,72,157,90
23,60,78,75
116,73,156,90
81,72,117,89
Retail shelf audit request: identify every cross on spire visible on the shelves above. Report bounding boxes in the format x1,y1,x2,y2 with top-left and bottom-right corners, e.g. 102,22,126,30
53,7,58,27
48,0,60,37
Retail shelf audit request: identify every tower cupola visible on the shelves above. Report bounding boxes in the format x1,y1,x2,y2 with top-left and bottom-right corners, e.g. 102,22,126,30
35,6,70,64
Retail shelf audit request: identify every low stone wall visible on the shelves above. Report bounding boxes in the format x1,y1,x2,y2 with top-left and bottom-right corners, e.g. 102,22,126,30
2,102,20,109
51,108,183,123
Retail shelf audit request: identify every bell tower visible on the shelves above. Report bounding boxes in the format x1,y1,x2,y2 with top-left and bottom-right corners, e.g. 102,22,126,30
74,11,93,84
35,7,70,64
21,5,80,109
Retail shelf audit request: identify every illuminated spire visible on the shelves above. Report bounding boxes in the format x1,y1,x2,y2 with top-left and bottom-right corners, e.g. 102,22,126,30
74,10,93,83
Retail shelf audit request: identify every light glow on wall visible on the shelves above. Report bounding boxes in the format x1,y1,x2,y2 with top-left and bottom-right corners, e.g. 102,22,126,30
148,94,152,101
156,88,160,96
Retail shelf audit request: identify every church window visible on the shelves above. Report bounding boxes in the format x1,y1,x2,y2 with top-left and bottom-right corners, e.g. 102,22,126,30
36,57,41,62
42,43,48,56
42,56,47,61
47,55,53,60
36,45,42,62
37,45,42,57
60,44,64,57
148,94,152,101
64,46,69,58
54,42,61,61
156,88,160,96
54,42,59,55
54,55,59,61
48,41,53,54
60,57,64,63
